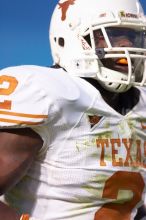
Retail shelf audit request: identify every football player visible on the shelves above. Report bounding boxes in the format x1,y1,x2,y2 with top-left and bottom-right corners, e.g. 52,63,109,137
0,0,146,219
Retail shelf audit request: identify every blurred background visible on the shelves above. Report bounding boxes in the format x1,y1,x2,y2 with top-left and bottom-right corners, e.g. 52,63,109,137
0,0,146,69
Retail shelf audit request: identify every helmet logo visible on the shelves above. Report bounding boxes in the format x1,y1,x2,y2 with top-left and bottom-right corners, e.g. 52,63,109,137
58,0,76,21
119,11,138,19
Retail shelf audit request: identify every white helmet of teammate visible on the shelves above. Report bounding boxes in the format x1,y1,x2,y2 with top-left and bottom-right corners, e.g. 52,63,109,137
49,0,146,92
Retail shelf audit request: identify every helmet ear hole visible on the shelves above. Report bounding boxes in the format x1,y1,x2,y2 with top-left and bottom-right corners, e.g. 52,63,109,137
58,37,65,47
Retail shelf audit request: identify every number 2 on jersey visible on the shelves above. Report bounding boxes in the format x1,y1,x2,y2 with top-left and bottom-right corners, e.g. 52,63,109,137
94,171,145,220
0,75,18,110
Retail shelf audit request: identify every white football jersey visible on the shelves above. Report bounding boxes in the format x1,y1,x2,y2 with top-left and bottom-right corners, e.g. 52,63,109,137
0,65,146,220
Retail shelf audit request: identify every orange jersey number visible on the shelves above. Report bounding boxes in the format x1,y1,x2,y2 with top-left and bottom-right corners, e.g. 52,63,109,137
0,75,18,110
94,171,145,220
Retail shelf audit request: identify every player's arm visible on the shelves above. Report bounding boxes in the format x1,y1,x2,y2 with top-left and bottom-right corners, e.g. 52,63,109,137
0,128,43,220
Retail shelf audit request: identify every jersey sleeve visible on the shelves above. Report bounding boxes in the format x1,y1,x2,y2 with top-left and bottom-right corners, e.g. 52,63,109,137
0,65,54,128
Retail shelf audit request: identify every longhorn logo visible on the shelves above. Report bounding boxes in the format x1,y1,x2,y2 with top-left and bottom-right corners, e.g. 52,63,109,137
58,0,76,21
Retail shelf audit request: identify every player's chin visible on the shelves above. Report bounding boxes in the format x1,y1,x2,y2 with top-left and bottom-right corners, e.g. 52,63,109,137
113,64,129,74
101,59,129,74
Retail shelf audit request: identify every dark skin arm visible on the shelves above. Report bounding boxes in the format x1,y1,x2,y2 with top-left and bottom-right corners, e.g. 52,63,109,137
0,128,43,220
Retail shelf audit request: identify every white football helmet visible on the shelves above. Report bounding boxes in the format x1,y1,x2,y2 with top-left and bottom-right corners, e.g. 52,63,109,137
49,0,146,92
